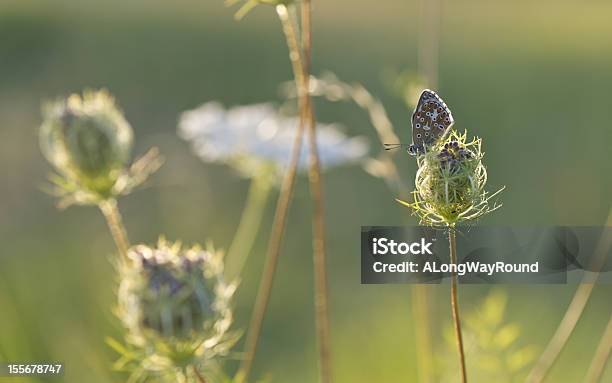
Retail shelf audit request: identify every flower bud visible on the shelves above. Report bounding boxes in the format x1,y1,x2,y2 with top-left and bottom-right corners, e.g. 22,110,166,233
417,138,479,222
118,239,234,362
398,130,503,226
40,90,133,197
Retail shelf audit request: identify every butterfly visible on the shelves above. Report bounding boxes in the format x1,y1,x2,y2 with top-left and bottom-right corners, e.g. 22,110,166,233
385,89,454,156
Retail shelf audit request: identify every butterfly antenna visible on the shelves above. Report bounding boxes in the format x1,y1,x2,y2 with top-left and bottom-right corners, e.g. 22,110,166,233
384,143,409,151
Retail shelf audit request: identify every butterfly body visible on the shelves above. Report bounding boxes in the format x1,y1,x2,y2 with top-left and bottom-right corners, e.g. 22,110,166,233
408,89,454,156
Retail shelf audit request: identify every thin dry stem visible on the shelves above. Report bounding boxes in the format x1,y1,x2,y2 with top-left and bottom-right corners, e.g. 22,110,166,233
449,227,468,383
526,283,596,383
584,314,612,383
304,74,408,193
302,73,432,382
98,198,130,260
526,210,612,383
192,365,207,383
302,1,333,383
236,5,307,382
309,75,431,382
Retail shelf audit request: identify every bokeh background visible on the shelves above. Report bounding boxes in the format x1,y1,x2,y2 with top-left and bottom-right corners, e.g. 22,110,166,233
1,0,611,382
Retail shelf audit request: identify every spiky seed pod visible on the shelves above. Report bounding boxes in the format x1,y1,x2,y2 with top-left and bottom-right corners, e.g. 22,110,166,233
117,239,236,375
39,90,163,208
40,90,133,198
398,130,503,227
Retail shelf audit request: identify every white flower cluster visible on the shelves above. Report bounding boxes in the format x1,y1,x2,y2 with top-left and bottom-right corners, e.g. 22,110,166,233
178,102,369,179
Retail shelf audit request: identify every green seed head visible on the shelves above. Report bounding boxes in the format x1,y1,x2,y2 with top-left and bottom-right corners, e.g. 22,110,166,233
40,90,133,198
117,239,235,366
398,130,503,226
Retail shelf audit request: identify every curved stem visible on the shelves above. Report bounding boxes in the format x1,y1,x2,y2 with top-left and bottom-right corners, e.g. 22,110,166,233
225,176,272,281
277,4,305,91
526,210,612,383
192,365,207,383
448,227,467,383
526,282,595,383
305,74,430,381
584,314,612,383
98,198,130,260
236,5,307,382
302,1,332,383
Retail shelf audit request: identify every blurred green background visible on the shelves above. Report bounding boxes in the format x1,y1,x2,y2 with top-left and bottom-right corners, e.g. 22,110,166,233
0,0,611,381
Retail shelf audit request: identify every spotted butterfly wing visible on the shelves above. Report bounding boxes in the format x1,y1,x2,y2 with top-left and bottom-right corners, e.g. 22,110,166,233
408,89,454,156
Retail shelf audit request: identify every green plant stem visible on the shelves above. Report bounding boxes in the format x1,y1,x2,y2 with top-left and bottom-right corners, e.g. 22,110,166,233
448,227,467,383
302,1,332,383
98,198,130,260
225,175,272,281
526,210,612,383
584,314,612,383
235,4,307,382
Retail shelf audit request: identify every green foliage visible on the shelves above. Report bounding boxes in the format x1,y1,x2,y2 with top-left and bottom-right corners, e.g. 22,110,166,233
439,289,538,383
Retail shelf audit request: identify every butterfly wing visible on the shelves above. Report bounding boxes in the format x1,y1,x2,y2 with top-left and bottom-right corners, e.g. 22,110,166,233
409,89,454,155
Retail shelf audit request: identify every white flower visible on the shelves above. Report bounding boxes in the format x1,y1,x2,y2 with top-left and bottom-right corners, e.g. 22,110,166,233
178,102,369,180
